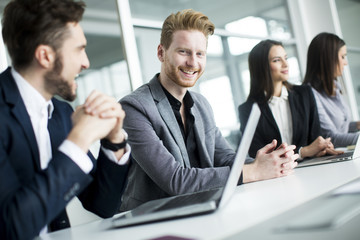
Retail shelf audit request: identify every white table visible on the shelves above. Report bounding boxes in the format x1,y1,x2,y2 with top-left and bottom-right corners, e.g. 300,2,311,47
39,158,360,240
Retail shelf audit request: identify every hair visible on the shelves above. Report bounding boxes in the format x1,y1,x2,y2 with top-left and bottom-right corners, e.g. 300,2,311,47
247,39,291,103
2,0,86,71
160,9,215,50
303,32,345,96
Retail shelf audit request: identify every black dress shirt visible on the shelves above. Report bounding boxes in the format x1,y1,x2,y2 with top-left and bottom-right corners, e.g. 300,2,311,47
162,86,201,167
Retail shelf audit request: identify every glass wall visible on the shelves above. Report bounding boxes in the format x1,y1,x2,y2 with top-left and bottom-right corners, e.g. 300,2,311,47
0,0,132,107
131,0,301,148
336,0,360,116
73,0,132,107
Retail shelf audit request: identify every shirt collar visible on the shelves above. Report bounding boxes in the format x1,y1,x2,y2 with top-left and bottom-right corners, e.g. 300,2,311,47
334,80,343,94
161,85,194,111
11,68,54,119
269,85,289,104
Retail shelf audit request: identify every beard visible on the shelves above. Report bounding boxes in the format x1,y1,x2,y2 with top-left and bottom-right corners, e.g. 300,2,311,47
44,54,76,101
163,56,202,88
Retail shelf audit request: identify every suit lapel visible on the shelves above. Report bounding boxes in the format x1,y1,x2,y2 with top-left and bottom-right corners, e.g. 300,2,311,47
261,103,280,133
191,103,212,167
287,90,298,144
148,77,191,168
48,106,67,155
260,102,283,144
2,68,41,170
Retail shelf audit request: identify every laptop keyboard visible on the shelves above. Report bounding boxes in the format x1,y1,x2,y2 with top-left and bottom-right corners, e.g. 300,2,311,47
324,151,353,161
155,188,222,212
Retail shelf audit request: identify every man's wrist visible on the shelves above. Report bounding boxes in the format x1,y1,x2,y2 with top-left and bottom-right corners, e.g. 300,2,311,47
101,129,128,151
298,147,303,159
101,138,127,151
67,127,94,153
299,146,307,159
242,164,257,183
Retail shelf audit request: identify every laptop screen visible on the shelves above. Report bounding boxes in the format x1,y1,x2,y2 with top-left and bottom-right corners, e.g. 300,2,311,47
219,103,260,209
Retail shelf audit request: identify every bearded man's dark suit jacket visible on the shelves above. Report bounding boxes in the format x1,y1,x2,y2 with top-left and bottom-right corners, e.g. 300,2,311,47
239,85,321,158
0,67,129,240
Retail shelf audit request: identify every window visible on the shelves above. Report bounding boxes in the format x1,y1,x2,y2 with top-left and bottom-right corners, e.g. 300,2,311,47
73,0,132,106
130,0,300,149
336,0,360,115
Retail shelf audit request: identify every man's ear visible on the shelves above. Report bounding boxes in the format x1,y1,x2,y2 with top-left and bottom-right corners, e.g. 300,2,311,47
157,44,165,62
34,45,55,69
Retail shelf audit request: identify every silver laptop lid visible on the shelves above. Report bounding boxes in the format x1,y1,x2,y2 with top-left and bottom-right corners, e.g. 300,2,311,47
218,103,260,209
352,136,360,159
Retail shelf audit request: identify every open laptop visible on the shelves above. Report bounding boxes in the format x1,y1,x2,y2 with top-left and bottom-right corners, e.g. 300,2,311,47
296,136,360,168
111,103,261,228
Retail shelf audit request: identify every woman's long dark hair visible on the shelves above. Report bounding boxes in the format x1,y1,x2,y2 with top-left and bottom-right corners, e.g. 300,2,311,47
303,32,345,96
247,39,291,103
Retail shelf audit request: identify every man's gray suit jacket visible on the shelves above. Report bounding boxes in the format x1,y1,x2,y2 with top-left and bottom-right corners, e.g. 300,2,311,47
119,74,237,211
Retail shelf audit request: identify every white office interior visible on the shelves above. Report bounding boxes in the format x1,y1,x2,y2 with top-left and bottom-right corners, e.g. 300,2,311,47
1,0,360,235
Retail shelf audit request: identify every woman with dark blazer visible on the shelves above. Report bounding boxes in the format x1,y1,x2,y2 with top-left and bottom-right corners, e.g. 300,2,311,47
239,40,341,159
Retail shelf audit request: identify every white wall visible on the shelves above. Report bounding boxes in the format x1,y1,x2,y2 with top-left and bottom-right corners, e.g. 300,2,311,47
289,0,358,119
